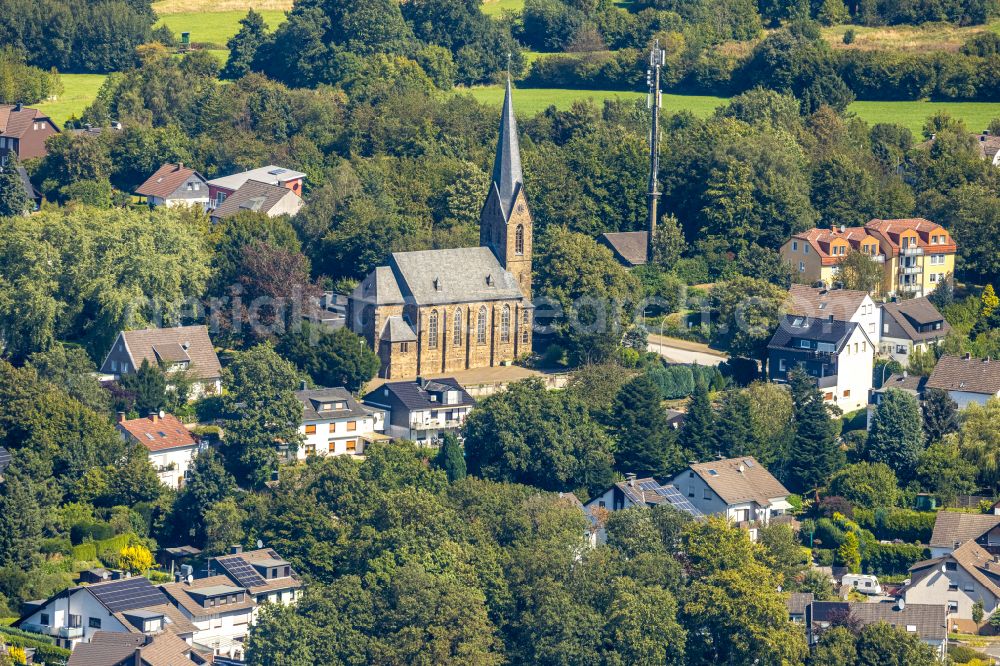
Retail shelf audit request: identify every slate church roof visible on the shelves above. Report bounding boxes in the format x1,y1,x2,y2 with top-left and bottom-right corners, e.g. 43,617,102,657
491,77,523,220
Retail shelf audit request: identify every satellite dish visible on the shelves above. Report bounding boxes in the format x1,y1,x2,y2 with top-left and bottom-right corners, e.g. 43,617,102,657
256,539,264,549
896,598,905,611
186,574,194,584
158,410,165,419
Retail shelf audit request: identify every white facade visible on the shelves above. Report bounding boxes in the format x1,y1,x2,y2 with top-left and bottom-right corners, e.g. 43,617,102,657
19,588,127,650
830,325,875,412
299,411,380,459
183,606,252,660
666,468,791,541
147,442,204,488
848,296,881,344
904,566,1000,621
387,405,473,443
946,389,1000,411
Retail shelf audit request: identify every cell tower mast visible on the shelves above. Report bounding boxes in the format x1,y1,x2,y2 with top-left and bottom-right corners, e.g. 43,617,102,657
646,40,665,263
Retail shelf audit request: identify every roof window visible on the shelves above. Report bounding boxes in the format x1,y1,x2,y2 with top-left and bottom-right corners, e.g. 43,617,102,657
708,469,718,476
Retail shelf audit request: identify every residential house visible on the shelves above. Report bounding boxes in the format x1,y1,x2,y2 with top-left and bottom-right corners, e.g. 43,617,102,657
0,103,60,163
116,412,205,488
974,131,1000,166
879,297,950,364
928,511,1000,558
135,163,209,209
66,631,200,666
805,600,947,661
665,457,792,541
867,372,927,429
583,474,705,545
597,231,649,267
926,354,1000,410
206,166,305,209
158,576,254,661
786,283,880,344
767,315,875,412
903,540,1000,628
294,386,385,459
787,592,814,624
780,218,956,297
362,377,475,444
212,546,303,607
209,180,304,223
99,326,222,399
15,577,197,651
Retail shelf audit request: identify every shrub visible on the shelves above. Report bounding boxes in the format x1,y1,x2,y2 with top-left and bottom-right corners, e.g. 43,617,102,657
853,508,936,543
70,521,115,545
862,542,929,575
0,626,70,666
949,644,988,664
814,548,835,566
814,517,847,549
843,29,856,45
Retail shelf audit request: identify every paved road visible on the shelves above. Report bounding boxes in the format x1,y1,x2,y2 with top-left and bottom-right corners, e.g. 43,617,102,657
647,334,727,366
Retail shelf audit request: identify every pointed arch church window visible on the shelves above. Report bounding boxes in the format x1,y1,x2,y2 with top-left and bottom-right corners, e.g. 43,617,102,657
500,305,511,343
515,225,524,255
521,310,530,344
477,307,487,344
427,310,439,349
453,308,463,346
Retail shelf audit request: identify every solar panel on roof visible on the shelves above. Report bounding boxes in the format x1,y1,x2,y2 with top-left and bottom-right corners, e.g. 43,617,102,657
655,485,705,518
638,481,659,491
90,578,168,613
216,556,266,588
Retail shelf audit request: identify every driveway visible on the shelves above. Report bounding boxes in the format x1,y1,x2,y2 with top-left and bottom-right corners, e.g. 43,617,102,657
647,334,728,366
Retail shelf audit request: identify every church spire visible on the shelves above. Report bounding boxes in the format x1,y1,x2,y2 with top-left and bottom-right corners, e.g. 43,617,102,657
490,77,523,218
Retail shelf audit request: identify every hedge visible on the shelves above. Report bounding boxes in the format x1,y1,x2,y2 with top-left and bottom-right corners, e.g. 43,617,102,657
863,542,930,576
0,626,70,666
71,533,136,564
854,508,936,544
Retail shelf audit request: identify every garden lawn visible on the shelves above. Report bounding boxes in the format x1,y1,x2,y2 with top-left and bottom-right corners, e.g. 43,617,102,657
37,74,107,126
154,9,288,48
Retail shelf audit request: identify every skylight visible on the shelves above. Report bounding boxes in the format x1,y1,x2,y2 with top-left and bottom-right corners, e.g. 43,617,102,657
708,469,718,476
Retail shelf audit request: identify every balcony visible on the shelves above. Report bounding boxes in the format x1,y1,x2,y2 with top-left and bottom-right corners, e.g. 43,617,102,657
900,265,923,276
411,419,463,431
19,623,52,636
58,626,84,639
900,246,924,256
816,375,838,389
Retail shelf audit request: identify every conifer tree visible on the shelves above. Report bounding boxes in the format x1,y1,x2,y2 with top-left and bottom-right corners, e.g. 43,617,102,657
786,369,840,493
0,162,29,217
712,390,755,459
922,388,959,443
121,359,167,415
610,374,683,477
435,433,466,482
678,378,715,463
865,388,925,481
223,9,269,80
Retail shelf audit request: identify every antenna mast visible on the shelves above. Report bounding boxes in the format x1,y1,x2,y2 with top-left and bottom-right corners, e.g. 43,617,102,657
646,40,665,263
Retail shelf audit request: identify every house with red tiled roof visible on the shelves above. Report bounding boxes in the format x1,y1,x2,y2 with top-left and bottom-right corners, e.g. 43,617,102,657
781,219,956,297
116,412,204,488
135,163,209,209
0,103,60,163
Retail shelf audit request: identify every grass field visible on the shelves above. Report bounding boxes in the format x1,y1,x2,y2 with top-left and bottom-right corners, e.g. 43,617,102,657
465,85,1000,136
155,9,287,48
482,0,525,17
37,74,107,125
822,19,1000,52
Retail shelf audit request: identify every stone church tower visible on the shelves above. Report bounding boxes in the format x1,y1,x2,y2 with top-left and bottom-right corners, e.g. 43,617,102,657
480,78,532,298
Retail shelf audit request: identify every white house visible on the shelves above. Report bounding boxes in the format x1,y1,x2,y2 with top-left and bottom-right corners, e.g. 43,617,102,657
787,284,880,344
293,386,385,459
583,474,705,545
926,354,1000,410
15,577,196,651
666,457,792,541
879,297,950,365
767,315,875,412
903,540,1000,627
161,547,302,661
135,163,209,209
99,325,223,399
362,377,475,445
116,412,205,488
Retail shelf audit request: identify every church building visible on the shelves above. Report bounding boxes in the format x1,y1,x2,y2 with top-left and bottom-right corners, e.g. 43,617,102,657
348,80,533,379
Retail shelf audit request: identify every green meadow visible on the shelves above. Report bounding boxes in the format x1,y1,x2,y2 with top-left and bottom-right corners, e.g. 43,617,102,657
154,9,288,48
37,74,108,126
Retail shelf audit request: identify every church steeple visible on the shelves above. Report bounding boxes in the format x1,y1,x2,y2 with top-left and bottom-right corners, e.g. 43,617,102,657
480,77,532,299
490,77,523,219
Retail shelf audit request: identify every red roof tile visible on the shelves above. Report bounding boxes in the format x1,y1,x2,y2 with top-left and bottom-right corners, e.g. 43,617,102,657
118,413,198,452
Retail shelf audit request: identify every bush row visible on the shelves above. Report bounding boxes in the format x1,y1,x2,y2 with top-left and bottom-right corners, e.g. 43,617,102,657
0,626,70,666
853,508,937,544
70,533,135,563
863,542,930,576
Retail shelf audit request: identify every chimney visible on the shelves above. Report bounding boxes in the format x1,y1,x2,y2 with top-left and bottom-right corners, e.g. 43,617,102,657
176,162,183,170
148,412,158,423
230,544,243,554
14,102,22,112
300,380,308,391
625,472,637,487
117,411,127,423
965,352,972,360
828,314,834,322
